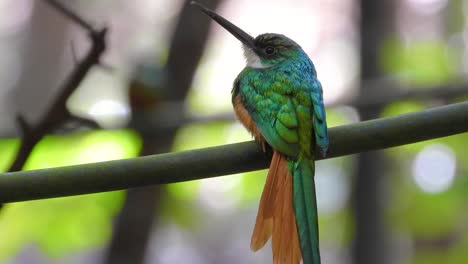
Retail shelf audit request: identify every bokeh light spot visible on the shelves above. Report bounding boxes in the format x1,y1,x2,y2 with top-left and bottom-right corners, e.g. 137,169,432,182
77,141,126,163
412,144,456,194
198,176,242,212
405,0,448,14
88,99,130,128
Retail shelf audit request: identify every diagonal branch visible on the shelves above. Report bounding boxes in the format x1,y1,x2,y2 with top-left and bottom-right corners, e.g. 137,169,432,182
7,1,107,173
45,0,94,31
0,101,467,203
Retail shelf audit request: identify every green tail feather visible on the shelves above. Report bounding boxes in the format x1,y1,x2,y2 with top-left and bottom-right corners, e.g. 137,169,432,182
290,158,320,264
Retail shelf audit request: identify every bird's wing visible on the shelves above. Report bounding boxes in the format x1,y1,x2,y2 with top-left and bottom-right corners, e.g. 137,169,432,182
241,83,301,157
307,79,329,156
239,74,328,158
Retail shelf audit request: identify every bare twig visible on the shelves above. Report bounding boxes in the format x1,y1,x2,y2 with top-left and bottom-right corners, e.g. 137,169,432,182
7,0,107,173
45,0,94,31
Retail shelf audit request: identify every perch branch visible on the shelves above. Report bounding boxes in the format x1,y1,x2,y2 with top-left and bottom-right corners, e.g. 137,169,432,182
0,101,466,203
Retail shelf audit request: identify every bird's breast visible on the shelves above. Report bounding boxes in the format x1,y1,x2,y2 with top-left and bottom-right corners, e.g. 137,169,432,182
233,95,264,143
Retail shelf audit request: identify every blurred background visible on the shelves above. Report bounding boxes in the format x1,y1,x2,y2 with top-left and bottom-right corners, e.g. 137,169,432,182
0,0,467,263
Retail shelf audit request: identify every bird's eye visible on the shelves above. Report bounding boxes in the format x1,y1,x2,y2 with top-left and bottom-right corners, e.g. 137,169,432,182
265,46,275,55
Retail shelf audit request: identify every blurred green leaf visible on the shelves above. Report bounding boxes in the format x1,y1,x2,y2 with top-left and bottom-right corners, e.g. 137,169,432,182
319,208,353,246
326,107,357,127
382,101,427,117
0,130,141,261
380,38,456,85
0,139,19,171
388,141,467,241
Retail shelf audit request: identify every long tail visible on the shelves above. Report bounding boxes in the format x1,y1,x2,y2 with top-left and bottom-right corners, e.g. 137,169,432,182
291,158,320,264
250,150,301,264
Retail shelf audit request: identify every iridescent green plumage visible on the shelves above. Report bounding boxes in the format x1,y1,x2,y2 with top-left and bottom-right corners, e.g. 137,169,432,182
192,2,328,264
232,38,326,263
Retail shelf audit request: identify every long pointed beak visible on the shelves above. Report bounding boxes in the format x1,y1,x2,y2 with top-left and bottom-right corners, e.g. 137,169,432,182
191,1,256,50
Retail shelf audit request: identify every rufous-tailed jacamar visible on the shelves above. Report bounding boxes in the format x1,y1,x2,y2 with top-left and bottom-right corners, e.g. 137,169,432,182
192,2,329,264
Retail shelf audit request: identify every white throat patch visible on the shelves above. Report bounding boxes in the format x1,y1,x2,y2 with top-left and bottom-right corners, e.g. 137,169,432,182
242,45,271,69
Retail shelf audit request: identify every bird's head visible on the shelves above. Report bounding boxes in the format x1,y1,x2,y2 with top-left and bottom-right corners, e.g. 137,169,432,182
192,1,303,69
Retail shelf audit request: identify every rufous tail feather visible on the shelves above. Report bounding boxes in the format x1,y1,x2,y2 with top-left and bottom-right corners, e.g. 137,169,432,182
251,150,302,264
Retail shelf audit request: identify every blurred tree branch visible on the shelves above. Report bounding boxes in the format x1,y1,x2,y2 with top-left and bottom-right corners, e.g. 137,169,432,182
0,81,465,138
45,0,94,31
7,0,106,173
130,82,468,134
0,101,466,203
334,81,468,109
0,0,107,211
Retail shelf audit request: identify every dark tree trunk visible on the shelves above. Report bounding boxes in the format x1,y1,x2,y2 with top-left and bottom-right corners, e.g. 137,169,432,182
353,1,395,264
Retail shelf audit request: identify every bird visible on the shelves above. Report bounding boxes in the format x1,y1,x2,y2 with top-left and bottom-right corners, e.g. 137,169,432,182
192,2,329,264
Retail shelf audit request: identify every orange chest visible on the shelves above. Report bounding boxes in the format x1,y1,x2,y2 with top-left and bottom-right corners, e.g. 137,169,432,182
233,95,264,143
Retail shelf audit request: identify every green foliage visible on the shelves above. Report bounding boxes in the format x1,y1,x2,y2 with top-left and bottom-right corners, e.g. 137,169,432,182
389,179,463,238
0,192,123,259
383,99,468,262
379,85,468,261
384,100,467,235
382,101,427,117
0,139,19,171
318,208,353,246
23,130,142,169
380,38,456,85
0,130,141,261
325,108,356,127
